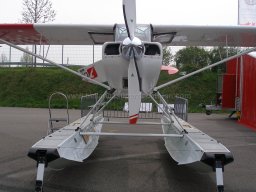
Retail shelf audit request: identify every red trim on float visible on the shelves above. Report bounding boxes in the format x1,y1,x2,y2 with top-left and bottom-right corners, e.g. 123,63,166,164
0,24,48,44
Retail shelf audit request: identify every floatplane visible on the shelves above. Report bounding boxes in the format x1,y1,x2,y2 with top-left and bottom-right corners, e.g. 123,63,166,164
1,0,256,191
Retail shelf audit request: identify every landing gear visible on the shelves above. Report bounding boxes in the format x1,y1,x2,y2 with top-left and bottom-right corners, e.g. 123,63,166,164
202,153,233,192
35,153,47,192
215,160,224,192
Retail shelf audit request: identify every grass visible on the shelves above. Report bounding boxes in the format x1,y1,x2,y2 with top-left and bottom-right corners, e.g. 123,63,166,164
0,67,104,108
0,67,217,112
157,70,217,112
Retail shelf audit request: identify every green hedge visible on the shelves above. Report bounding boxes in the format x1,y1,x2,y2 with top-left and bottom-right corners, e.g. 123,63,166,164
0,67,216,112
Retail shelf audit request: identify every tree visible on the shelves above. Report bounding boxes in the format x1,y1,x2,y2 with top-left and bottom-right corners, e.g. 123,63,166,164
21,0,56,66
20,47,33,65
175,47,210,73
21,0,56,23
162,47,174,65
209,47,241,72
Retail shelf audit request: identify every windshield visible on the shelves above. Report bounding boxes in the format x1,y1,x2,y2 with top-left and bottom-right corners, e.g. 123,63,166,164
115,24,151,42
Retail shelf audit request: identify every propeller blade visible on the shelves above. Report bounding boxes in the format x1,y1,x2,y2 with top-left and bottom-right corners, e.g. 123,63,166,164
123,0,136,40
128,57,141,124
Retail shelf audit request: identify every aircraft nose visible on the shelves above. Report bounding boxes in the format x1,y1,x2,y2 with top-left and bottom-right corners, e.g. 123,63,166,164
121,37,144,60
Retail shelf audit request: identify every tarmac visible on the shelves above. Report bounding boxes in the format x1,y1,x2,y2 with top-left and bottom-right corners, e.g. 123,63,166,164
0,107,256,192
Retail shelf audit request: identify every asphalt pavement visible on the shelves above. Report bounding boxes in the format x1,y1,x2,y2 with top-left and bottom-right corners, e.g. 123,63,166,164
0,107,256,192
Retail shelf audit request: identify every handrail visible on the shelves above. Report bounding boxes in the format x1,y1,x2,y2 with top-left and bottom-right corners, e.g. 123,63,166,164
48,92,70,133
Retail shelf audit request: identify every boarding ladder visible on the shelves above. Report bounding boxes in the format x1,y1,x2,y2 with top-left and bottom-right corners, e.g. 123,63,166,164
48,92,69,135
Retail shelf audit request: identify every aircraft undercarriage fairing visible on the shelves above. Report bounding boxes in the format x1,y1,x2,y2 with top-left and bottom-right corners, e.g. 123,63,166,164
26,90,233,192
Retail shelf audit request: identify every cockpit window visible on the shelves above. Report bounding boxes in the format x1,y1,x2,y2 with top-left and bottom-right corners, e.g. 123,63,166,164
115,24,151,42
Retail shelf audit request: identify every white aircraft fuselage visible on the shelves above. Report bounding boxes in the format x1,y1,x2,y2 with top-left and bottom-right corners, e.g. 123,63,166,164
89,24,163,96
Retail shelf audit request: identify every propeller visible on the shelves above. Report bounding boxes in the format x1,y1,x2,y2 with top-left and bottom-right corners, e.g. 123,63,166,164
128,57,141,124
122,0,142,124
123,0,136,40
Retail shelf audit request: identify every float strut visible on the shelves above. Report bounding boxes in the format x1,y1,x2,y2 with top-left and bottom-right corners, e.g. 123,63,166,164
215,160,224,192
35,153,47,192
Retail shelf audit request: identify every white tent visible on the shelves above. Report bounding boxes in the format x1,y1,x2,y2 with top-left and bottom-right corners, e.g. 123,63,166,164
123,102,152,112
238,0,256,26
157,104,174,113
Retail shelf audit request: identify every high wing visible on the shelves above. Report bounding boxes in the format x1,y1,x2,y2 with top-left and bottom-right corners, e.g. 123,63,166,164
0,24,114,45
1,24,256,46
152,25,256,47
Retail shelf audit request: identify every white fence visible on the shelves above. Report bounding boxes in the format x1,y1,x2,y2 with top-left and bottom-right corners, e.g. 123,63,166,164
80,94,189,121
0,44,102,67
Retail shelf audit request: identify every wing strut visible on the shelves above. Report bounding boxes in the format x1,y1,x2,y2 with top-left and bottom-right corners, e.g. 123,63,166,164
0,38,111,90
154,47,256,91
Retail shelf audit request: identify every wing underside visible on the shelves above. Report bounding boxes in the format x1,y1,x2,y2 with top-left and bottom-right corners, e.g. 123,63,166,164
0,24,114,45
153,25,256,47
0,24,256,46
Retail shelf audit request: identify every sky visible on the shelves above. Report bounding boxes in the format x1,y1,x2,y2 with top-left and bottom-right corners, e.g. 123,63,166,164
0,0,239,25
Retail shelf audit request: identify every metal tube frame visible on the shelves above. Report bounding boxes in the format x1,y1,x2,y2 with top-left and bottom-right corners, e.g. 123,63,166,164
79,91,108,129
148,94,171,120
80,132,184,138
92,94,116,120
148,93,185,134
156,91,186,134
97,121,171,126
